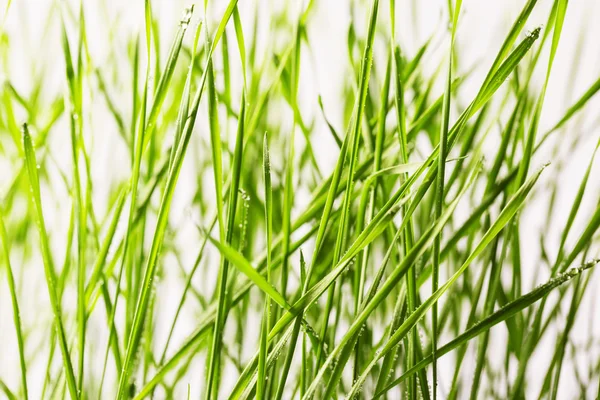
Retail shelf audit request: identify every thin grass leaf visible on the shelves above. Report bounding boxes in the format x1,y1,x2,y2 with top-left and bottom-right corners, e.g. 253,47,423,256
22,124,79,400
0,209,28,400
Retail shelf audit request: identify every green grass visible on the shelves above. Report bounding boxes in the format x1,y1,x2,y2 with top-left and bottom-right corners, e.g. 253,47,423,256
1,0,600,399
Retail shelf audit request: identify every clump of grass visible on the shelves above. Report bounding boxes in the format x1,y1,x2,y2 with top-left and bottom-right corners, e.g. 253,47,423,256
1,0,600,399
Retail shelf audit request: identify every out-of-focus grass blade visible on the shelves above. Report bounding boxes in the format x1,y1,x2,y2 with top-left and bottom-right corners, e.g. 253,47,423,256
142,6,194,149
22,124,79,400
0,209,28,400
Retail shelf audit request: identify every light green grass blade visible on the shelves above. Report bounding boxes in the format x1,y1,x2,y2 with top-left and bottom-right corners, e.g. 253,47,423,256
0,209,28,400
22,124,79,400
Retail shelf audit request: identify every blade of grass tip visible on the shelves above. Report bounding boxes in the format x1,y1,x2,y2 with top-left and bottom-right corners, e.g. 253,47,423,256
205,91,246,400
257,133,273,400
477,0,539,99
1,0,12,28
142,5,194,151
475,27,541,116
516,0,567,188
377,258,600,398
315,0,380,374
432,3,461,397
232,4,247,90
0,209,28,400
152,14,160,94
318,95,343,147
22,124,79,399
346,164,547,399
171,19,202,173
95,67,128,143
205,235,289,321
